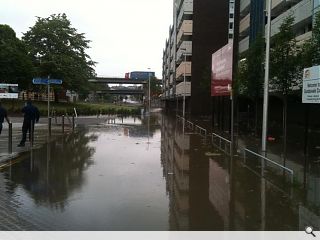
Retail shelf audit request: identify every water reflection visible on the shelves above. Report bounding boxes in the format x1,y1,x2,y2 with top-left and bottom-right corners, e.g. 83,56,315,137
160,114,320,230
4,128,97,210
0,114,318,230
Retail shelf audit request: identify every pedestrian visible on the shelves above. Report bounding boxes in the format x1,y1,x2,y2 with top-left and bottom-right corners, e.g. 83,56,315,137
18,99,40,147
0,100,10,135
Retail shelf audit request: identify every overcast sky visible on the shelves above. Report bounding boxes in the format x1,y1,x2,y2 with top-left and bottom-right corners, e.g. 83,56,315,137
1,0,173,78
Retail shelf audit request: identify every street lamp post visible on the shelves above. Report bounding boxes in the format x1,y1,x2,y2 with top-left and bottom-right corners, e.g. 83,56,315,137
183,51,186,119
148,68,151,114
262,0,272,153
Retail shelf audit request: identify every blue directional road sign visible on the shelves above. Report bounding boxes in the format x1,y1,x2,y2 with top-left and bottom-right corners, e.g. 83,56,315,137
32,78,63,85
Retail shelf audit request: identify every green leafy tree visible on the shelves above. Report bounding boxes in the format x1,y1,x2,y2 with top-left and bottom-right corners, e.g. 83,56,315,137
150,77,162,97
235,34,264,133
270,15,301,156
22,13,96,101
0,24,34,89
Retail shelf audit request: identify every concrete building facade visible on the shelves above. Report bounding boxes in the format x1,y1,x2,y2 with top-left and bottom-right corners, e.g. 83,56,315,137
162,0,230,116
239,0,320,55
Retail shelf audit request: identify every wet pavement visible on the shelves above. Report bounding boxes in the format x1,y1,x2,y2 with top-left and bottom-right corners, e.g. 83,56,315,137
0,114,319,230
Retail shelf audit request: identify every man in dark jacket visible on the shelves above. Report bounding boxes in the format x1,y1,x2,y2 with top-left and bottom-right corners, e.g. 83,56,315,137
0,101,10,135
18,100,40,147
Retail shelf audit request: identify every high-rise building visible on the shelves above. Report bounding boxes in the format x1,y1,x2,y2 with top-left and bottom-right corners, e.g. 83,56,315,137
162,0,230,116
239,0,319,55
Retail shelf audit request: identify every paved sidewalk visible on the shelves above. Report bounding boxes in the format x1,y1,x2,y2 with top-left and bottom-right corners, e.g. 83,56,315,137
0,115,138,164
0,120,73,164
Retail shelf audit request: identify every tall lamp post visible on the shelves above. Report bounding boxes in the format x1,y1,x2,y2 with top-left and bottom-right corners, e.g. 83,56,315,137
262,0,272,153
147,68,151,114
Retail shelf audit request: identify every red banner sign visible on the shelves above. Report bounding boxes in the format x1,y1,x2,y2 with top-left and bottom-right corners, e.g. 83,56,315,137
211,41,233,96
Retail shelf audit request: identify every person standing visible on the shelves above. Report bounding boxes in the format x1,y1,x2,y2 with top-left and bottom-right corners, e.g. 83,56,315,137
0,101,10,135
18,100,40,147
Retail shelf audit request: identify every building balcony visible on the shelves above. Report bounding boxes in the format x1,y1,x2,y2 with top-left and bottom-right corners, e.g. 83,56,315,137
240,0,250,16
272,0,302,17
176,62,191,79
177,0,193,28
177,20,193,43
296,30,312,45
176,41,192,61
175,81,191,97
239,35,249,53
169,74,174,85
239,13,250,34
170,61,175,71
270,0,312,37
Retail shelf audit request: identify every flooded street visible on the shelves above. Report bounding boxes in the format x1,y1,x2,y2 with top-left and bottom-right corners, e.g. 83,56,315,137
0,114,319,231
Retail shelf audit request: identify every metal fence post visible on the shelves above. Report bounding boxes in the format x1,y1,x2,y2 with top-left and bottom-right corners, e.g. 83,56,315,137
72,115,75,132
30,121,34,147
62,115,65,133
48,117,52,137
8,122,12,154
54,110,57,124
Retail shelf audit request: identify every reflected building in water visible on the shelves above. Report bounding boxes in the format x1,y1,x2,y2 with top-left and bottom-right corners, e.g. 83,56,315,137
161,115,223,230
160,114,320,231
161,115,190,230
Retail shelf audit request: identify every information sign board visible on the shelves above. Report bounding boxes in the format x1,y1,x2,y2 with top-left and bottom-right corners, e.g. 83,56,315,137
302,66,320,104
32,78,62,85
0,83,19,99
211,41,233,96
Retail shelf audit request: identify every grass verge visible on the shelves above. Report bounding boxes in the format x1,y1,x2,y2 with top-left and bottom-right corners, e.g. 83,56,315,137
1,100,142,116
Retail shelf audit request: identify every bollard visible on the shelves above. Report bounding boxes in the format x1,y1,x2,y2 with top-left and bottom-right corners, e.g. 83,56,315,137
72,115,75,132
30,121,34,147
55,111,57,124
48,117,52,137
62,115,65,133
8,122,12,154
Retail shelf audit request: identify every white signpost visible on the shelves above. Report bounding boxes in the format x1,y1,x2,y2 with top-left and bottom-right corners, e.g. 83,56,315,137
302,65,320,104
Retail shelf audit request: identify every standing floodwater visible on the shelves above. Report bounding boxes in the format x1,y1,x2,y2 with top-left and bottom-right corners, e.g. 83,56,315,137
0,114,319,230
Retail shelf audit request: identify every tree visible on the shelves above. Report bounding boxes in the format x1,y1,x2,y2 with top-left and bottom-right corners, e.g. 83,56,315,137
150,77,162,97
0,24,34,89
22,13,96,101
235,34,264,134
270,15,301,156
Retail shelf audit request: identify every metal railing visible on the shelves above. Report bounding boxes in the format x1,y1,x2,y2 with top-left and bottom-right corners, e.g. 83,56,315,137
195,125,207,136
176,115,207,137
186,120,194,130
211,132,232,155
243,148,294,183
